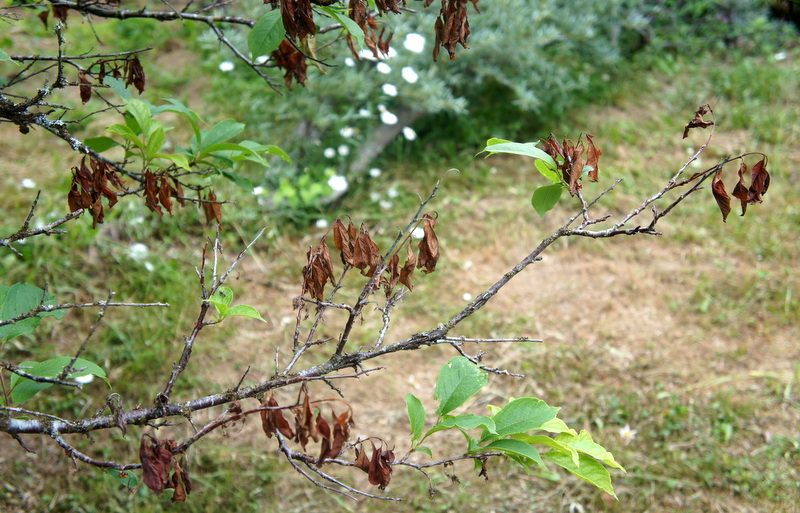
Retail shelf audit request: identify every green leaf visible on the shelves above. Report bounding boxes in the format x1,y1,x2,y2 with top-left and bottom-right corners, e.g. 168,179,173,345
482,438,546,470
207,286,233,318
1,49,19,66
196,120,246,161
155,98,203,141
248,10,285,58
422,413,497,441
414,446,433,456
125,99,152,138
106,124,144,151
10,357,110,404
535,158,562,184
145,126,166,160
224,304,267,323
531,184,564,218
84,136,121,153
481,140,557,169
263,144,291,163
0,284,65,343
321,6,365,50
103,76,132,100
555,430,625,471
488,397,560,439
539,417,578,436
219,169,254,190
104,468,139,488
152,153,191,171
512,433,580,466
434,356,488,416
544,451,617,499
405,393,426,442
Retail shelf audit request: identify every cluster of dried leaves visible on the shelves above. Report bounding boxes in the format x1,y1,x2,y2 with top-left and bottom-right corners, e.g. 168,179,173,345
79,55,146,104
67,156,126,228
433,0,479,61
271,39,309,88
682,105,770,222
541,133,602,195
140,434,193,502
303,214,439,301
143,170,184,216
260,387,396,489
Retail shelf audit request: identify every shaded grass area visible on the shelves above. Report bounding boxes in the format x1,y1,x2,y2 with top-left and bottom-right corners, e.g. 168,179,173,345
2,48,799,512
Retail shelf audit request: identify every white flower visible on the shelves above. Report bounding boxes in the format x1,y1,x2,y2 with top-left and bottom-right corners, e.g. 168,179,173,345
404,33,426,53
323,147,336,159
407,374,421,390
339,126,354,138
775,52,787,61
219,61,235,72
254,55,269,65
315,219,330,229
328,174,349,193
369,167,382,178
380,110,398,125
252,185,265,195
74,374,95,384
387,186,399,199
21,178,36,189
401,66,419,83
618,424,638,445
358,108,371,117
130,216,145,225
144,261,155,272
382,83,398,96
128,243,149,261
462,293,473,301
337,144,350,157
376,62,392,74
369,191,381,202
379,200,393,210
344,57,356,67
411,227,424,239
402,127,417,141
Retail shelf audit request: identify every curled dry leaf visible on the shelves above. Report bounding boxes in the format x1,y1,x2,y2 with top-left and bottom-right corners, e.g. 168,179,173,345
353,224,380,276
67,156,125,227
333,218,356,266
683,104,715,139
433,0,479,61
383,252,400,297
416,213,439,274
144,170,163,216
140,434,174,493
585,134,601,182
399,243,416,291
302,240,336,301
125,55,146,94
348,0,381,60
281,0,316,41
732,161,749,216
368,441,395,490
202,190,222,225
711,167,732,222
294,391,319,450
260,394,295,439
272,40,308,89
747,158,770,204
79,73,92,104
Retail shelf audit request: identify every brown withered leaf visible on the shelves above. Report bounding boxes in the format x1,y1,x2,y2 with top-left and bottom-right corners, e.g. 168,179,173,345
433,0,479,61
170,455,192,502
52,5,69,24
144,171,163,216
354,444,371,472
318,239,336,285
368,442,395,490
711,167,732,222
272,40,308,89
281,0,316,41
747,158,770,204
171,176,186,206
348,0,380,60
315,413,332,466
79,73,92,104
417,213,439,274
731,161,749,216
683,104,715,138
295,392,319,450
568,140,585,196
375,0,405,14
260,394,294,439
158,176,175,215
399,243,416,291
328,409,350,459
585,134,601,182
140,434,173,493
353,225,380,276
125,56,146,94
38,9,49,28
333,218,355,266
383,252,400,297
541,134,563,161
202,190,222,225
89,195,105,229
302,244,334,301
